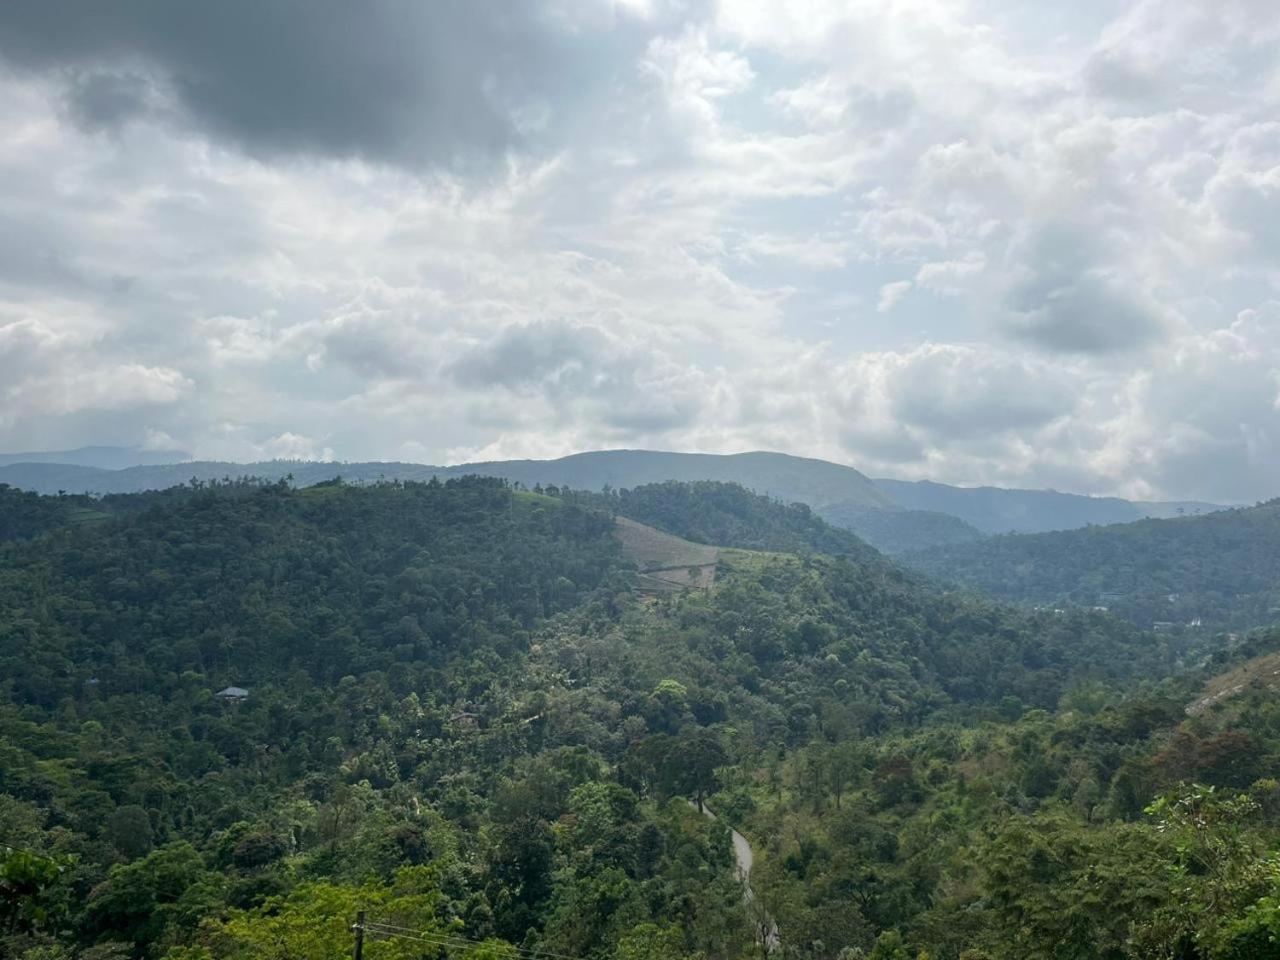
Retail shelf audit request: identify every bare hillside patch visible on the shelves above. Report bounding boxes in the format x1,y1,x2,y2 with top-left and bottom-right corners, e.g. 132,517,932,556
615,516,718,590
1188,649,1280,715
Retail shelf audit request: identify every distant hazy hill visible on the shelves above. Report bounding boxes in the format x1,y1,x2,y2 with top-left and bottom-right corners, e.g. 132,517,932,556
0,447,1235,556
900,500,1280,630
0,445,190,470
874,477,1224,535
817,500,984,553
456,449,895,510
0,449,1002,553
0,448,895,514
0,462,120,493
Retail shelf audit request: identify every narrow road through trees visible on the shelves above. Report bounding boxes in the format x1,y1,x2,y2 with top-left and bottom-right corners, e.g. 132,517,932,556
691,802,780,953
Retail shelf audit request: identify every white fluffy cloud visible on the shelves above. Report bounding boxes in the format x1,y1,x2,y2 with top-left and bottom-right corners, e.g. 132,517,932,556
0,0,1278,500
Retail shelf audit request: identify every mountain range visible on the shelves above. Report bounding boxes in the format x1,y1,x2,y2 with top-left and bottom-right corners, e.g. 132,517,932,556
900,498,1280,631
0,445,191,470
876,477,1222,535
0,446,1228,553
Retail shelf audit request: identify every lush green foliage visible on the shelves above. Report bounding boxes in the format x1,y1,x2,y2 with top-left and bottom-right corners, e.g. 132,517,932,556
0,476,619,708
737,635,1280,959
875,478,1221,536
0,450,893,514
1,478,1277,960
814,502,983,555
901,500,1280,630
0,485,108,542
551,481,880,560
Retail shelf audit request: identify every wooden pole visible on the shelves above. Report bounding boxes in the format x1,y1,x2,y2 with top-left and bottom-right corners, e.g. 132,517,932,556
353,909,365,960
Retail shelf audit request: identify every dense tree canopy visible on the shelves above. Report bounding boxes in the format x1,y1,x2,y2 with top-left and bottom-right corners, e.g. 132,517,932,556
1,477,1277,959
900,499,1280,632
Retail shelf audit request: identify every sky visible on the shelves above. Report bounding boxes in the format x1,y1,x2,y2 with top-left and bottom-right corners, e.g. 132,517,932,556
0,0,1278,502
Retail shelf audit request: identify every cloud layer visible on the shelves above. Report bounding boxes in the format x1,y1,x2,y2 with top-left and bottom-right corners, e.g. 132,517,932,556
0,0,1278,500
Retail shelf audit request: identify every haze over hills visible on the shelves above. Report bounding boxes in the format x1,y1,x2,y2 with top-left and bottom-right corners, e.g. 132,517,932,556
0,447,892,508
901,499,1280,632
876,477,1226,535
0,445,191,470
0,446,1231,553
440,449,895,510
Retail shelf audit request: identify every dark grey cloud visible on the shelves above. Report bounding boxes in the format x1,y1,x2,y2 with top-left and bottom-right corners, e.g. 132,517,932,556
447,319,702,433
63,70,156,131
3,0,1279,502
448,320,615,391
1002,223,1168,353
1005,274,1167,353
0,0,656,169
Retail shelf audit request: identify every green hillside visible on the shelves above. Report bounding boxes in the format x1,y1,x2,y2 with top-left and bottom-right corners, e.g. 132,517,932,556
3,449,1236,556
0,450,974,553
0,484,108,541
556,480,882,562
4,478,1279,960
901,499,1280,630
875,477,1225,534
614,516,720,591
816,500,983,553
0,449,892,509
738,626,1280,959
462,449,892,509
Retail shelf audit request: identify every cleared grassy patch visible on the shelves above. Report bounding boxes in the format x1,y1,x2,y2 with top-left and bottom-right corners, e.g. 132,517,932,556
615,516,718,590
1188,649,1280,715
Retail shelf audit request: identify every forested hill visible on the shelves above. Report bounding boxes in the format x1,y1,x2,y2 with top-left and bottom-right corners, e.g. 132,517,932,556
874,477,1224,534
0,477,622,706
0,447,1232,554
2,477,1270,959
0,477,1183,715
0,483,108,541
0,449,892,510
553,480,881,561
900,498,1280,630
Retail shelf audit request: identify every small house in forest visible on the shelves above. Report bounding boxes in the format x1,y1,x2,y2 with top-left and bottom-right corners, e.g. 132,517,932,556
216,686,250,701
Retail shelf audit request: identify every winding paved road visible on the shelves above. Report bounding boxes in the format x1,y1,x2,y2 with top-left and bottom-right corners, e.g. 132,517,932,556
691,802,780,952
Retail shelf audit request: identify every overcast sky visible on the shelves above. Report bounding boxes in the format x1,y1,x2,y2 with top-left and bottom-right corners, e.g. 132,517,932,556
1,0,1277,501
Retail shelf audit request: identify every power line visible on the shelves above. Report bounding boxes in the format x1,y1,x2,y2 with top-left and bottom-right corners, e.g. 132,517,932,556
360,919,580,960
362,921,556,957
362,925,548,960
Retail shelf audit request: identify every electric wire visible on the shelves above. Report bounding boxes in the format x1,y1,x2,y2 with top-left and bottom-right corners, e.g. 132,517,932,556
361,925,550,960
359,919,580,960
361,921,553,955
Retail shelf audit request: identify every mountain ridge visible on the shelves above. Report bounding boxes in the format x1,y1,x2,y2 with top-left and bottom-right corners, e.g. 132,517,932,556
900,498,1280,631
874,476,1225,534
0,445,190,470
0,446,1232,552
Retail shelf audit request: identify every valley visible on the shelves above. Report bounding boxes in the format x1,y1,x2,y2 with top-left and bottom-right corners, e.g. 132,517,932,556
2,475,1278,959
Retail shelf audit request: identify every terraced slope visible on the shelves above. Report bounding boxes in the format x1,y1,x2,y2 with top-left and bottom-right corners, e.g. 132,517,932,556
615,516,719,590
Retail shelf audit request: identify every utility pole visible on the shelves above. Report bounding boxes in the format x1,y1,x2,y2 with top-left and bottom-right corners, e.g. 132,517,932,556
352,909,365,960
